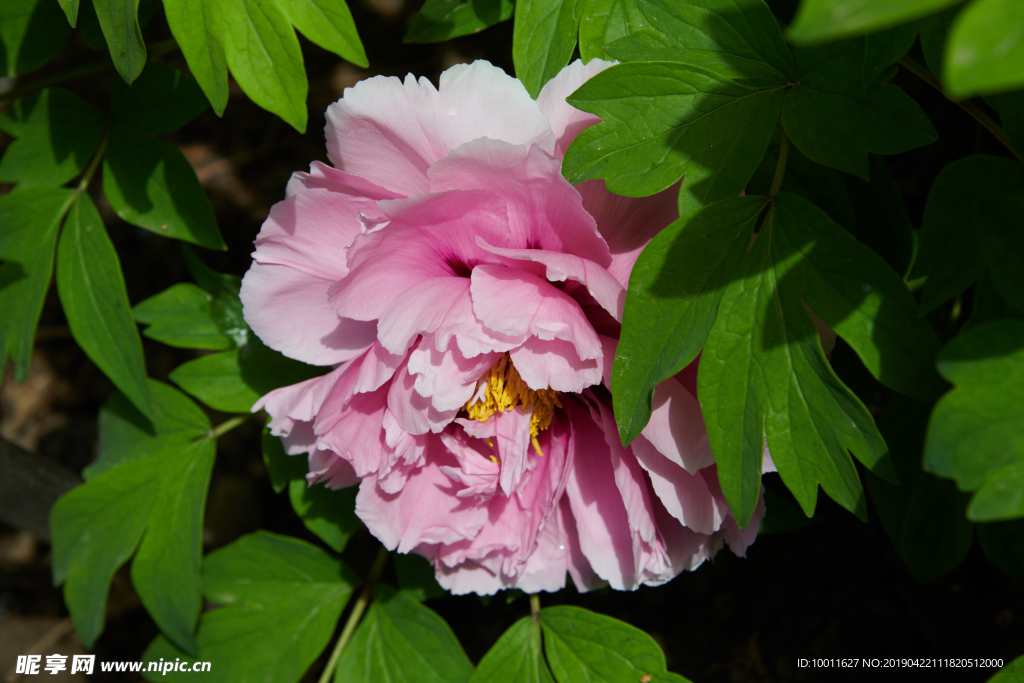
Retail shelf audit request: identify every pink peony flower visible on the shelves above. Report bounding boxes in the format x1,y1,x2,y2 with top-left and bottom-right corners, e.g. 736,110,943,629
241,60,766,595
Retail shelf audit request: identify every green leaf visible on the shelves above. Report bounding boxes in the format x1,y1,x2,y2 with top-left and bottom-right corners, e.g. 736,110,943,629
913,155,1024,315
182,246,252,346
987,654,1024,682
600,0,795,82
539,605,691,683
577,0,647,63
919,5,957,76
143,531,357,683
0,186,75,382
394,552,445,602
405,0,514,43
169,338,323,413
866,396,972,582
162,0,229,115
103,128,225,250
51,380,213,650
945,0,1024,98
335,587,474,683
92,0,146,84
58,0,80,26
90,379,211,479
513,0,578,99
111,62,210,135
788,0,958,43
133,283,232,350
0,0,71,77
276,0,367,67
261,427,307,494
925,320,1024,522
563,62,785,210
782,41,937,179
863,22,919,87
289,480,360,552
56,193,150,419
698,192,901,526
989,90,1024,157
613,196,764,444
215,0,308,132
0,88,107,187
979,520,1024,579
470,617,553,683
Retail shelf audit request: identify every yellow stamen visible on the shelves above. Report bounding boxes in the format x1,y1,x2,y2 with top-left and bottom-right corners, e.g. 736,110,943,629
463,353,562,457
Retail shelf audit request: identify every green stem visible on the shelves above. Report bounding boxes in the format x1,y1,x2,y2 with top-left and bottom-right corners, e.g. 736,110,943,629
898,57,1024,164
76,128,109,195
530,593,540,619
0,38,179,102
202,415,249,441
318,546,390,683
768,132,790,199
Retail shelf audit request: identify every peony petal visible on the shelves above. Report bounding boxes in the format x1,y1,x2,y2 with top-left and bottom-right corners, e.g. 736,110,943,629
471,265,603,361
598,404,658,545
577,180,679,288
477,238,625,322
495,407,533,496
240,262,377,365
641,376,715,474
429,140,610,265
307,448,360,489
509,337,602,393
285,160,403,201
356,455,489,553
536,58,615,158
325,61,554,195
351,342,404,394
632,436,727,535
253,188,381,282
562,402,638,590
377,278,471,356
408,336,499,412
328,189,508,322
387,360,459,435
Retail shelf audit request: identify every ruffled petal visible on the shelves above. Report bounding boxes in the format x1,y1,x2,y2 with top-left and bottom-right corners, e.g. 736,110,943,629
495,407,533,496
536,58,615,158
471,265,603,362
377,278,470,356
285,160,403,201
408,337,499,412
510,337,602,394
307,448,360,489
632,436,727,535
428,139,610,265
641,375,715,474
387,360,459,435
240,262,377,365
325,61,554,195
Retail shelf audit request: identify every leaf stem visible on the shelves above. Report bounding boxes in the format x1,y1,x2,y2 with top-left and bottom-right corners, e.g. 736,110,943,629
75,128,109,195
530,593,540,619
768,132,790,199
318,546,389,683
898,57,1024,164
202,415,249,441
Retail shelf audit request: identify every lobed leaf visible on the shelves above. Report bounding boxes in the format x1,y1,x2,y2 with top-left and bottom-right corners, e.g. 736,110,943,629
613,196,764,445
925,320,1024,522
215,0,308,132
513,0,579,98
0,89,107,187
577,0,647,63
945,0,1024,98
405,0,514,43
51,380,214,650
92,0,146,84
563,62,785,209
0,0,71,77
133,283,233,350
103,128,225,250
0,187,75,382
787,0,958,43
56,194,151,419
58,0,80,26
276,0,367,67
539,605,691,683
288,480,360,553
470,617,553,683
143,532,357,683
334,587,474,683
162,0,229,115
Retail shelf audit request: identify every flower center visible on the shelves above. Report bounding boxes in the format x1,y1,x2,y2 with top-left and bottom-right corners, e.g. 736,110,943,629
463,353,562,456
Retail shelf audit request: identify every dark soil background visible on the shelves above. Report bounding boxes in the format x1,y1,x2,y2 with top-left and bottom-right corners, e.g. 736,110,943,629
1,0,1021,682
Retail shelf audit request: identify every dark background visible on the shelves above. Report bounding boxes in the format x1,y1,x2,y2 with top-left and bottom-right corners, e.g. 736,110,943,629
1,0,1021,681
